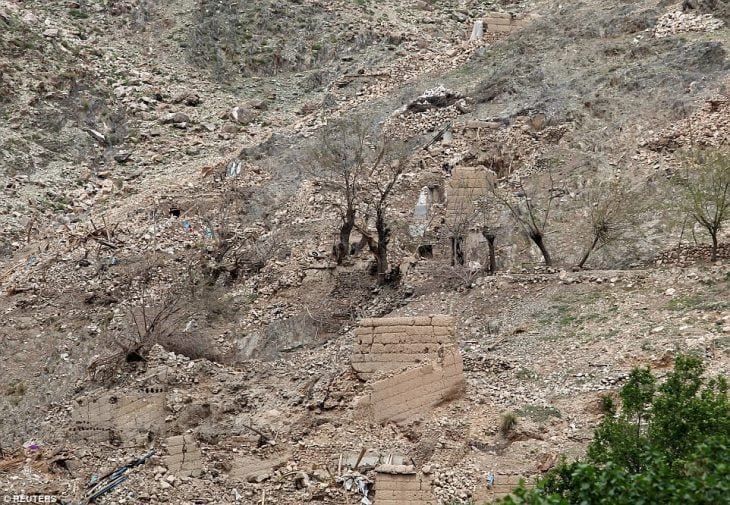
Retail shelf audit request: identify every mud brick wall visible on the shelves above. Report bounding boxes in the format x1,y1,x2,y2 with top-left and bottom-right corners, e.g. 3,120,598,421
70,390,167,444
114,394,167,441
375,469,434,505
362,346,465,424
69,396,115,442
483,11,533,33
352,315,456,380
445,167,494,227
164,434,203,477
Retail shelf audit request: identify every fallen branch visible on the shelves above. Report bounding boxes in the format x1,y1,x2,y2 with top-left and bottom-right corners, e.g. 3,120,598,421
241,423,271,446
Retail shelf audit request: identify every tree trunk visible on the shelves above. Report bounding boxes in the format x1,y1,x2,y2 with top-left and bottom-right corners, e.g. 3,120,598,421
531,232,552,267
376,242,388,285
710,231,718,262
451,236,465,266
484,233,496,274
334,211,354,265
375,209,389,285
577,235,600,269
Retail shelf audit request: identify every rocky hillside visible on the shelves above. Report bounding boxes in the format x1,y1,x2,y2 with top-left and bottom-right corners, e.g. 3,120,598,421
1,0,729,503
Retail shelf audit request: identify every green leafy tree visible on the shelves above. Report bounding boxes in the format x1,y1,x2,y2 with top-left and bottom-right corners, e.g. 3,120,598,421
649,355,730,463
502,356,730,505
587,367,655,472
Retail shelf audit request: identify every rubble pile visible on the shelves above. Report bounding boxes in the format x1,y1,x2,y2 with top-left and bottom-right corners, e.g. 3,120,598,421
654,243,730,266
654,9,724,38
640,97,730,152
321,36,501,134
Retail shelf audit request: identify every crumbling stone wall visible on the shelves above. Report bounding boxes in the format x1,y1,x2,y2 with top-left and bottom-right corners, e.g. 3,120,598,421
70,389,167,444
359,346,465,424
483,11,534,33
340,451,406,469
375,465,435,505
352,315,456,380
164,434,203,477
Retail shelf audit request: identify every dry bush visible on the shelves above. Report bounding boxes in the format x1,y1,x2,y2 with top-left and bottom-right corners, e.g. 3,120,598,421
500,411,518,436
573,178,643,269
89,262,192,380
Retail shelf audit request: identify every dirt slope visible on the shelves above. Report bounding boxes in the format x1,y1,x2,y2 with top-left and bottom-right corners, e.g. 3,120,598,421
1,0,729,503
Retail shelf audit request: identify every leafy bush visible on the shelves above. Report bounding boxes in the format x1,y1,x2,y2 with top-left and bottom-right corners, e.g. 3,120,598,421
502,356,730,504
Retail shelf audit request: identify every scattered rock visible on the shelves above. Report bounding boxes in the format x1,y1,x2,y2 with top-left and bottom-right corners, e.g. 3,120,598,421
230,105,258,125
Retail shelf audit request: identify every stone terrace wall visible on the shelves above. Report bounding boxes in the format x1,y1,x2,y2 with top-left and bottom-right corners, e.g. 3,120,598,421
362,346,465,424
483,11,534,33
445,166,494,227
352,315,456,380
375,466,435,505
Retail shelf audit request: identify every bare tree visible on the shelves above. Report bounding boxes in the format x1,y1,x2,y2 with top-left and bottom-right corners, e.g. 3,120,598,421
356,163,403,285
575,179,638,269
673,148,730,262
309,118,375,264
472,188,502,275
355,140,407,285
493,172,562,267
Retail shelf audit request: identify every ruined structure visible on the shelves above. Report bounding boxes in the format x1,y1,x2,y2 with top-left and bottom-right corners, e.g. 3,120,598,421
483,11,535,33
352,316,465,424
163,434,204,478
70,388,167,445
352,315,457,380
445,166,494,226
445,166,496,265
359,347,465,424
374,465,435,505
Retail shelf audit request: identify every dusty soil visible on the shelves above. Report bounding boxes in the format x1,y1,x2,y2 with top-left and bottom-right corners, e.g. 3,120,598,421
0,0,729,504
